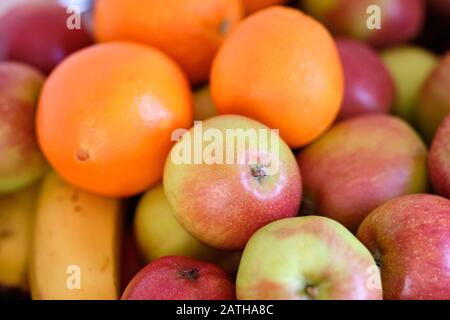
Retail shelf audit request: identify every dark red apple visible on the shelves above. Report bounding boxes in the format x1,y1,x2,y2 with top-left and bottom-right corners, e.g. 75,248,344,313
297,114,428,232
0,2,93,74
429,113,450,199
416,51,450,144
122,256,235,300
357,194,450,300
302,0,425,47
335,37,394,121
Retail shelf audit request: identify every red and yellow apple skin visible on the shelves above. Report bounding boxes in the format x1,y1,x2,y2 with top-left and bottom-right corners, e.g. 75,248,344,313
237,216,382,300
164,115,302,250
417,51,450,144
335,37,394,121
357,194,450,300
121,256,235,300
302,0,424,47
0,62,48,194
297,114,428,233
429,114,450,199
0,2,93,74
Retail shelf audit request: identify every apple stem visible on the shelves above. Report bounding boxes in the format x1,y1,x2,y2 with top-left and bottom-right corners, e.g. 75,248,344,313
305,284,319,299
250,164,267,183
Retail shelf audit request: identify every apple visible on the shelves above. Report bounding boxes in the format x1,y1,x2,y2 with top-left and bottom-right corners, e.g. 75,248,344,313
0,62,48,194
335,37,394,121
163,115,302,250
122,256,235,300
193,85,218,121
0,1,93,74
301,0,425,47
236,216,382,300
357,194,450,300
381,45,438,124
428,113,450,199
416,51,450,144
135,184,242,275
297,114,428,233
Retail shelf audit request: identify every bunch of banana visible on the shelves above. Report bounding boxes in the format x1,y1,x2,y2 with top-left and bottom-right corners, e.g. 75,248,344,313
30,172,123,300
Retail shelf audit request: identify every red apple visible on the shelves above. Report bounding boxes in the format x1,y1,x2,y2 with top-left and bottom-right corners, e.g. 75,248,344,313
164,115,302,250
335,37,394,121
429,113,450,199
301,0,425,47
0,62,48,194
121,256,235,300
297,114,428,232
416,51,450,144
357,194,450,300
0,2,93,74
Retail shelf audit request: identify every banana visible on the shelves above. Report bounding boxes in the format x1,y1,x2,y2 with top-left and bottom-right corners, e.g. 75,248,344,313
0,183,39,292
30,172,122,300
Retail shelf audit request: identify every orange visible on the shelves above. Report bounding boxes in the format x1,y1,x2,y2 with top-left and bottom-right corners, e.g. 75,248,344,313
36,42,193,197
211,7,344,148
242,0,288,14
94,0,244,85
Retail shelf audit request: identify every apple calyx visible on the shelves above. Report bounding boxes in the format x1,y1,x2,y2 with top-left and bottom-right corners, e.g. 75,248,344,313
178,268,200,281
250,163,267,183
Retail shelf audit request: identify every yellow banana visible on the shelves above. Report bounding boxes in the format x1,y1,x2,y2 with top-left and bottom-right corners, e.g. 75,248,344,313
0,183,39,292
30,172,122,300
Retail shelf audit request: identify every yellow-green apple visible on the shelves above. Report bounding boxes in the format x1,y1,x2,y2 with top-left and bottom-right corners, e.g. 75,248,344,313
236,216,382,300
301,0,424,47
297,114,428,232
381,46,438,124
122,256,235,300
417,51,450,144
0,62,48,194
164,115,302,250
357,194,450,300
335,37,394,121
135,184,242,275
0,2,93,74
193,85,218,121
429,113,450,199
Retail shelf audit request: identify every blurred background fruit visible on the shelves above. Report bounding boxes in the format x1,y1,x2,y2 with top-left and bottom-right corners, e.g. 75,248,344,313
357,194,450,300
237,216,382,300
242,0,288,14
135,184,241,276
381,46,438,124
300,0,425,47
193,86,218,121
335,37,394,121
94,0,243,85
0,1,93,74
297,115,428,232
122,256,235,300
30,172,122,300
211,7,343,148
416,51,450,143
0,183,39,294
37,42,193,197
164,115,302,250
0,62,48,195
428,114,450,199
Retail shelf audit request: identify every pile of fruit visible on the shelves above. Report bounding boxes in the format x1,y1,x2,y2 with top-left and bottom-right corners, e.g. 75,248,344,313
0,0,449,300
